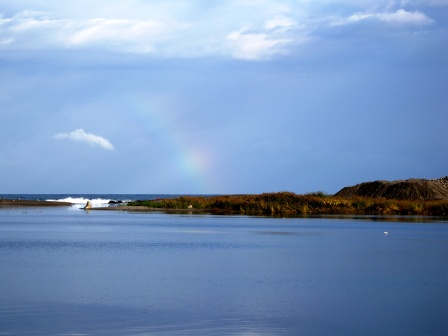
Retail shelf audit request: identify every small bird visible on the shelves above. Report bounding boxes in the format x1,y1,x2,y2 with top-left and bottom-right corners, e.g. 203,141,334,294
384,231,389,235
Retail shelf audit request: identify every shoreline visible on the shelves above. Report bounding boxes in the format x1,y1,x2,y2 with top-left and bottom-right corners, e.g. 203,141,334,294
0,200,212,213
1,196,447,217
87,206,212,213
0,199,72,207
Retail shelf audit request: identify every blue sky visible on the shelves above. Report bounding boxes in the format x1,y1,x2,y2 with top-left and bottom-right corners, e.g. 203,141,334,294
1,0,447,194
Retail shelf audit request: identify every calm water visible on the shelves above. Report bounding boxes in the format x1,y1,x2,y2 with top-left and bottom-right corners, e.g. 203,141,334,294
0,206,447,335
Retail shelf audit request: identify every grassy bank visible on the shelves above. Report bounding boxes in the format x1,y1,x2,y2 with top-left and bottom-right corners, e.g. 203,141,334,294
126,192,448,216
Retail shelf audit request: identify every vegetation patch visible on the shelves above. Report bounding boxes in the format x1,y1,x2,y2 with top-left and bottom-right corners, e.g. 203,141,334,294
126,192,448,216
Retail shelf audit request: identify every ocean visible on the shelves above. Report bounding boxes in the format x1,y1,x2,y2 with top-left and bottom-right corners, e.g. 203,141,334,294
0,194,186,206
1,194,448,335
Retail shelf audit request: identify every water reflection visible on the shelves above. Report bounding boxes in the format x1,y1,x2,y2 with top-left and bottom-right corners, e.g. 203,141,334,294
0,208,447,335
0,300,298,335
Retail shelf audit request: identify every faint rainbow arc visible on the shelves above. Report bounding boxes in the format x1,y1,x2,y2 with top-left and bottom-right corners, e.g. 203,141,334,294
124,99,215,193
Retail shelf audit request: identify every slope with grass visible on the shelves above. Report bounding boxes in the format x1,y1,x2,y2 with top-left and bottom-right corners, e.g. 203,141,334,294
334,177,448,201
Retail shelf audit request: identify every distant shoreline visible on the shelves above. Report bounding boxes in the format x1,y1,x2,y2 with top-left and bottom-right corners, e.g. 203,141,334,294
112,192,448,217
88,205,213,212
0,199,211,212
2,193,448,217
0,199,72,207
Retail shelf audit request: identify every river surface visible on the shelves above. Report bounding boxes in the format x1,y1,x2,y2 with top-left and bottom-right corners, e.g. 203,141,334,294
1,206,447,335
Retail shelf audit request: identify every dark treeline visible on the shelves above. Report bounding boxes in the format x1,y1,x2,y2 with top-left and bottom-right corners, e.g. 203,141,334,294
127,192,448,216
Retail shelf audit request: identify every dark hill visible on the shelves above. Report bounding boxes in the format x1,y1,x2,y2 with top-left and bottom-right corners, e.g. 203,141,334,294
335,177,448,201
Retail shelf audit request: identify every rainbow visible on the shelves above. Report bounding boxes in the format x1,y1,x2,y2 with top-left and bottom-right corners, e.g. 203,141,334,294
120,95,217,193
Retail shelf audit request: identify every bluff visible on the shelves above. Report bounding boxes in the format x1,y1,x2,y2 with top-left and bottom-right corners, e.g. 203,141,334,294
335,176,448,201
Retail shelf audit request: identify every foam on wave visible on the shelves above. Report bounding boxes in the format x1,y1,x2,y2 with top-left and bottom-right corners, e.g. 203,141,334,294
46,197,112,205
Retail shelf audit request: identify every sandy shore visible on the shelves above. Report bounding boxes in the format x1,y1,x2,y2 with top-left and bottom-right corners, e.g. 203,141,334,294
0,199,72,207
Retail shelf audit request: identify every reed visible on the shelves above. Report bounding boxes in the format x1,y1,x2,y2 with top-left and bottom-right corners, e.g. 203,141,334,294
127,192,448,216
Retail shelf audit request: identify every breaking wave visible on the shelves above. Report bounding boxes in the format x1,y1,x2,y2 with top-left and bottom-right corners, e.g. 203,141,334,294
46,197,115,206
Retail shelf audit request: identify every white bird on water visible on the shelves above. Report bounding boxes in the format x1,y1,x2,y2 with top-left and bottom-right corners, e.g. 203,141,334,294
384,231,389,235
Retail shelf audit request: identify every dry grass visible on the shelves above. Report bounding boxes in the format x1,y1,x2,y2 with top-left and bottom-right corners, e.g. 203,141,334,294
127,192,448,216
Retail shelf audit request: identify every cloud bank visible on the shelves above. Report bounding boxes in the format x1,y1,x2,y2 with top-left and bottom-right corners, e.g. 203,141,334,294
54,129,114,150
348,9,434,25
0,1,438,60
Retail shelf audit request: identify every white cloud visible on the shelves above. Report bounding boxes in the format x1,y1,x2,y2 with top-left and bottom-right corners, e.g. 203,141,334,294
66,18,186,54
348,9,434,25
54,129,114,150
0,2,438,60
265,15,297,30
0,11,184,54
378,9,434,24
226,29,291,60
0,9,300,60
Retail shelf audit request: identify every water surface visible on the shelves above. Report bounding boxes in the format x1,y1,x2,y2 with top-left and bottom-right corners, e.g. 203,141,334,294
1,207,447,335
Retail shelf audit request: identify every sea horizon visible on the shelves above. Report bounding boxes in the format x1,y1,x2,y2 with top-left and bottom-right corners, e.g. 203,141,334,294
0,193,220,207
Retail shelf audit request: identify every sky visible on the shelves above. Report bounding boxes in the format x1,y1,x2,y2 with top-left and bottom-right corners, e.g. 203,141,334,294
0,0,447,194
